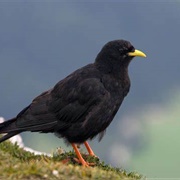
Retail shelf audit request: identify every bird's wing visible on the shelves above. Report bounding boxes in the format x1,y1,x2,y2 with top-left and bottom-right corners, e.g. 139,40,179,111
14,90,58,132
48,76,121,142
55,81,120,142
13,69,118,139
13,72,110,133
49,77,110,125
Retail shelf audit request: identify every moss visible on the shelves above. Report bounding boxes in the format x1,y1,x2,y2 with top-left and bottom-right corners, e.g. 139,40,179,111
0,140,143,179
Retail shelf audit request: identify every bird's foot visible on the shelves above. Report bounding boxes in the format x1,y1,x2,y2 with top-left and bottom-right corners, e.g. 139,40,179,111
61,158,70,164
90,154,99,158
73,157,96,167
88,151,97,157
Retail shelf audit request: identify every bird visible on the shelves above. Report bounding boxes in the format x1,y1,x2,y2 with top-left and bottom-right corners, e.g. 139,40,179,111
0,39,146,166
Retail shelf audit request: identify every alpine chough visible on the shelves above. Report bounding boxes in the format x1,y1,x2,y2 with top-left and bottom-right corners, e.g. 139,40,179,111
0,40,146,166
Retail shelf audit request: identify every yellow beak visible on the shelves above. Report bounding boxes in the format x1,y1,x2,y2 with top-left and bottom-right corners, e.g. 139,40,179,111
128,49,146,58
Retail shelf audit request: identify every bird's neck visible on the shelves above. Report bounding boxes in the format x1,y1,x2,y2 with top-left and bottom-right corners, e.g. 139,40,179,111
94,57,131,78
94,58,131,98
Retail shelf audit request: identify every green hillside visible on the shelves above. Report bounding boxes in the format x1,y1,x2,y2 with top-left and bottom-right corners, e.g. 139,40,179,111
0,140,142,180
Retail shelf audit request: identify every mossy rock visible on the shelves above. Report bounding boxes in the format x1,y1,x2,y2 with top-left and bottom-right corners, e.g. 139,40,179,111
0,140,143,179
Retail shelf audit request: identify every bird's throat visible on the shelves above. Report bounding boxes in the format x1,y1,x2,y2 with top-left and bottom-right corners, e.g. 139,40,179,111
95,58,130,79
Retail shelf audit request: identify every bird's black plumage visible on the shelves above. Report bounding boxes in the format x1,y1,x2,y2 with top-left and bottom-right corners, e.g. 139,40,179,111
0,40,146,144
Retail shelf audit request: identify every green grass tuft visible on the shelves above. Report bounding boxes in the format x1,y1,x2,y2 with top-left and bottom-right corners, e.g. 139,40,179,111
0,140,143,179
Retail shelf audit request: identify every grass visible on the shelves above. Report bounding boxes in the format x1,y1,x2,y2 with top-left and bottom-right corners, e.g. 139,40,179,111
0,140,143,179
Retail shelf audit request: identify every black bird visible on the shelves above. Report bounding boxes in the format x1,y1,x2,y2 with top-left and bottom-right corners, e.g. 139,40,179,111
0,40,146,166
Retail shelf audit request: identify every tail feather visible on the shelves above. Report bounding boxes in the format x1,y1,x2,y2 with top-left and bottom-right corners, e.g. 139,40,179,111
0,118,17,133
0,117,21,143
0,132,19,143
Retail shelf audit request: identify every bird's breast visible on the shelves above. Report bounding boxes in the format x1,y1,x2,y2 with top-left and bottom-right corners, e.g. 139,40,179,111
101,73,130,98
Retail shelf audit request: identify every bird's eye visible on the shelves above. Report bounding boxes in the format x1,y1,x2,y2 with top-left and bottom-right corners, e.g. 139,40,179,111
129,46,135,52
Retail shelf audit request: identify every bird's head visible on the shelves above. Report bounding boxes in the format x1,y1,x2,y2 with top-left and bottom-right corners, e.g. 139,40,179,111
95,40,146,70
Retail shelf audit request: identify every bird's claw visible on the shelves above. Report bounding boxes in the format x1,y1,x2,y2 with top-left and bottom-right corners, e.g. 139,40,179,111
73,157,95,167
61,158,70,164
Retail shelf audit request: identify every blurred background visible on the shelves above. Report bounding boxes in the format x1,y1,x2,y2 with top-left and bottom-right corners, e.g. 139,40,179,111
0,1,180,178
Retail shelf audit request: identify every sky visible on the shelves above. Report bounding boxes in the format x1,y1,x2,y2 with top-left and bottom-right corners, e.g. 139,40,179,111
0,1,180,178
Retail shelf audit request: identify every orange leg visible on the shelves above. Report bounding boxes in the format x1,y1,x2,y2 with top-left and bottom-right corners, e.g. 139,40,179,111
71,143,89,167
84,141,95,156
